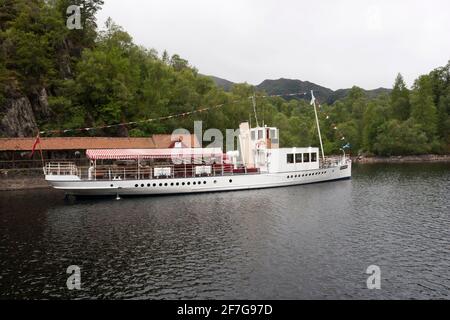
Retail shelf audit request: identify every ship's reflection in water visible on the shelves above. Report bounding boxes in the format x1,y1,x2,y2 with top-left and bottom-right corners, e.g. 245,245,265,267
0,163,449,299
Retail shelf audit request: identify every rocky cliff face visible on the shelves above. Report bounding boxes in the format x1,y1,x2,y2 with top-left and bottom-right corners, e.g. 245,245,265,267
0,84,54,137
0,91,40,137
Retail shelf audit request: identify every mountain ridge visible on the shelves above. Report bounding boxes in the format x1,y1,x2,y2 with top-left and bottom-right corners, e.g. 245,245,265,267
206,75,391,104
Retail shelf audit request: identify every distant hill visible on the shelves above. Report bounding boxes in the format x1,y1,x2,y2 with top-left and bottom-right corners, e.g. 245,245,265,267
256,78,334,103
203,75,235,91
327,87,392,104
207,75,391,104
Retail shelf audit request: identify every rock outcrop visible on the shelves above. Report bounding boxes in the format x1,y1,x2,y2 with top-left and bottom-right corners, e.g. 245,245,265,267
0,95,38,137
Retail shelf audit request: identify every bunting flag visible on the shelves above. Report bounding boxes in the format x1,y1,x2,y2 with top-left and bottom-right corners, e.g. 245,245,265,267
310,94,351,150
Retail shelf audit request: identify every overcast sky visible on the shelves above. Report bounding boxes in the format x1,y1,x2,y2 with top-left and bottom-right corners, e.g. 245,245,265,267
96,0,450,90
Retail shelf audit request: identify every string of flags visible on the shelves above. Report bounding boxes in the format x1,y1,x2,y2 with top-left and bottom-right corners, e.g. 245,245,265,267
312,98,351,150
37,90,350,149
38,92,309,136
38,101,230,135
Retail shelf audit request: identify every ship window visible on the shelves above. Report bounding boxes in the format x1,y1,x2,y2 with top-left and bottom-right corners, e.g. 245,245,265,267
147,183,150,187
203,181,206,184
164,183,168,186
159,183,162,186
295,153,302,163
110,184,114,187
251,131,255,140
135,184,138,187
258,129,263,139
182,182,185,186
269,129,277,139
176,182,179,186
187,182,191,185
153,183,156,187
311,153,317,162
287,154,294,164
193,181,196,185
303,153,310,162
170,183,174,186
229,179,233,183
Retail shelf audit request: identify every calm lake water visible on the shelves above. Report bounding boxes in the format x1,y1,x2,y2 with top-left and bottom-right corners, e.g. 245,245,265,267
0,163,449,299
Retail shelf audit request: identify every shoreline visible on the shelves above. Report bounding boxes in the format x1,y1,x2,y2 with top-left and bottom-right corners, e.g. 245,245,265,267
0,177,50,191
351,154,450,164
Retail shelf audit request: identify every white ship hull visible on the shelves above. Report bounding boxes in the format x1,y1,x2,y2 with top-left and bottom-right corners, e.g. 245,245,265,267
45,162,351,196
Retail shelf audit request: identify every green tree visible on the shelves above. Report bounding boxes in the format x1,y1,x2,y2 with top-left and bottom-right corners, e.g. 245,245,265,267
373,119,429,155
410,75,438,142
390,73,410,120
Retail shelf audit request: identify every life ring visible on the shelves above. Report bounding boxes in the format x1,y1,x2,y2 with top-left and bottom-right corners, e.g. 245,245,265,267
256,140,266,149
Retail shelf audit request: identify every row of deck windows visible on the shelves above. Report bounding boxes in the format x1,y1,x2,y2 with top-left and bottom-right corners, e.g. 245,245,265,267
286,153,317,164
287,171,327,179
124,179,234,188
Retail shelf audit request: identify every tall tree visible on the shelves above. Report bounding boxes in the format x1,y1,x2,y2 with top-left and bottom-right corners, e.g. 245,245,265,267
410,75,438,142
390,73,410,120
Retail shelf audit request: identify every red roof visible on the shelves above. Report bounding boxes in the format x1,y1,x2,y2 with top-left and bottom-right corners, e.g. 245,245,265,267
86,148,223,160
0,134,200,151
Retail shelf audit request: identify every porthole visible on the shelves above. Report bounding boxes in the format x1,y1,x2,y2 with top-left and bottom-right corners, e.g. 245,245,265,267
182,182,185,186
214,180,217,184
187,182,190,185
193,181,196,185
153,183,156,187
176,182,179,186
159,183,162,187
287,176,290,179
110,184,114,187
203,181,206,184
147,183,151,187
135,184,138,187
164,183,168,186
170,183,174,186
229,179,232,183
141,184,144,187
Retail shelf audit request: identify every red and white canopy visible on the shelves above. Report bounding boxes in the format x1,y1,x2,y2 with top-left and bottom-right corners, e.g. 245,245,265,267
86,148,224,160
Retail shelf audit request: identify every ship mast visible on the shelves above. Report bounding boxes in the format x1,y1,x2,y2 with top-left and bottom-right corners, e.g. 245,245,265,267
311,90,325,162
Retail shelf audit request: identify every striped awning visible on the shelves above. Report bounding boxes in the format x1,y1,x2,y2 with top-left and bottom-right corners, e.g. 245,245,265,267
86,148,224,160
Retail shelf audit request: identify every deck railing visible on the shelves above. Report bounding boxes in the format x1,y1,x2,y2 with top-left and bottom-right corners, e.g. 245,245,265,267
44,163,260,181
44,162,79,176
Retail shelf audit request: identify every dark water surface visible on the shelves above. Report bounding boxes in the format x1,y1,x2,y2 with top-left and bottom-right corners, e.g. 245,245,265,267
0,163,449,299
